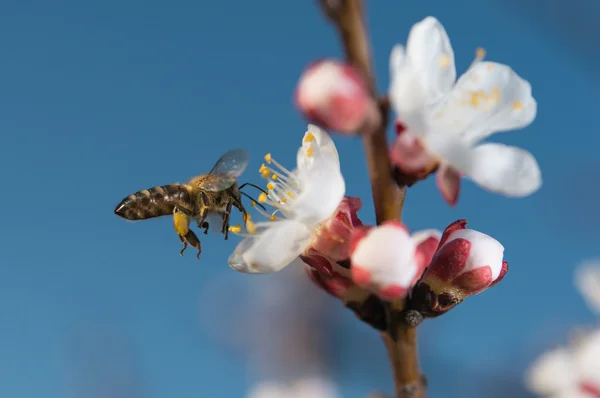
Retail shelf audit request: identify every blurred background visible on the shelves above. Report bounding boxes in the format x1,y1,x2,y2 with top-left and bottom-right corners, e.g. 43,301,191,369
0,0,598,397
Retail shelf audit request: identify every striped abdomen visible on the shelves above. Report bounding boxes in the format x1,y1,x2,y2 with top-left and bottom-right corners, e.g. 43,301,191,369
114,184,194,221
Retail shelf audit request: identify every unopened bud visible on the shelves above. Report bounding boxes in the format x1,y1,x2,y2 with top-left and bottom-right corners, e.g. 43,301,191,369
411,219,508,316
349,222,437,301
295,60,380,135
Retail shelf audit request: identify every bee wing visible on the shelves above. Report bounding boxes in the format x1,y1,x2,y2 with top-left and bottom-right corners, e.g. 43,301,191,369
203,148,249,191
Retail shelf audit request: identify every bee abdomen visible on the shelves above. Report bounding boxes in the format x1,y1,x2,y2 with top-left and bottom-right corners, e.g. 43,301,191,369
114,184,193,220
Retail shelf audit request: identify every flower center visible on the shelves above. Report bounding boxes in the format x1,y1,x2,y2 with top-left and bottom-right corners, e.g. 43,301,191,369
228,152,302,237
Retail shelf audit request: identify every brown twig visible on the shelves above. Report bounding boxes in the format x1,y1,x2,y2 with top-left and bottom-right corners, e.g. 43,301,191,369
316,1,426,397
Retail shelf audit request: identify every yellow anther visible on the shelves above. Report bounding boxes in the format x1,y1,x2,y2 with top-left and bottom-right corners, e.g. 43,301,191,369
287,191,294,198
304,132,315,143
259,164,268,173
280,197,287,203
261,170,270,178
512,101,524,110
264,153,272,163
251,200,257,207
228,224,242,233
270,215,277,221
258,192,267,203
306,146,313,157
439,54,451,68
470,92,481,107
246,220,257,233
476,47,486,60
272,174,278,180
267,182,274,190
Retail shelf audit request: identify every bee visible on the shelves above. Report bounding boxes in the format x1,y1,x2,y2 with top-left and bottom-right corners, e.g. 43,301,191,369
114,148,265,259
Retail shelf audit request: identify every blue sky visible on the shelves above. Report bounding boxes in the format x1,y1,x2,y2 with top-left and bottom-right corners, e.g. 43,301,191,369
0,1,598,397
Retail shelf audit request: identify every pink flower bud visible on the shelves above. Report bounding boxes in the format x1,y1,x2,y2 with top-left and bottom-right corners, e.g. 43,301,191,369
306,266,353,299
306,196,364,263
349,221,437,301
295,60,380,135
412,219,508,316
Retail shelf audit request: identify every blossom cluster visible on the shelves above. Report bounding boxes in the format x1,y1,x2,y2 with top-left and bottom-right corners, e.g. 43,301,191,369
526,262,600,398
225,16,539,319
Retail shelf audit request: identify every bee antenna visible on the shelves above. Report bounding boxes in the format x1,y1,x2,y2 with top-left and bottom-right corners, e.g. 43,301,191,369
240,191,267,211
239,182,268,194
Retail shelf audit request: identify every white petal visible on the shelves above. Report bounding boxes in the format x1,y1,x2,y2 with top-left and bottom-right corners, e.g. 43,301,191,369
431,62,536,144
247,381,289,398
389,44,406,81
291,378,339,398
444,229,504,280
573,329,600,386
465,143,542,197
574,260,600,315
525,347,577,395
351,223,418,290
411,229,442,246
297,124,340,173
289,164,345,225
228,220,312,274
404,16,456,105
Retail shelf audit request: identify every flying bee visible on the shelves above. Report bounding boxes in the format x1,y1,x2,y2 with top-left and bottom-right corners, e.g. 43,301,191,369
113,148,266,259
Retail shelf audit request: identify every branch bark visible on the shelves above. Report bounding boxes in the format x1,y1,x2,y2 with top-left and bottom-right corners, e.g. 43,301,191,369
317,1,425,397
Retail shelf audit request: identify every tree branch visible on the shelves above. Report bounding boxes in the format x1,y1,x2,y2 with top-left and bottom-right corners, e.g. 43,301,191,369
317,1,425,397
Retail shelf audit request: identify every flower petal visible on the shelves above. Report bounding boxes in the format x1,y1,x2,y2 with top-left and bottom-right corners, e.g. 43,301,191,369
431,62,536,144
297,124,340,173
436,163,461,206
574,261,600,315
350,221,418,300
404,16,456,105
465,143,542,197
390,130,438,173
289,164,345,225
525,347,577,395
228,220,312,274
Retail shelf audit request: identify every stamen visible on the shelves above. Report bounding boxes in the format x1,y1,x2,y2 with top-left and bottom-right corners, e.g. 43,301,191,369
258,193,268,203
270,215,277,221
267,182,274,190
264,153,272,164
272,174,278,180
287,191,294,198
303,132,315,143
439,54,451,68
467,47,487,70
280,197,287,203
251,200,256,207
246,220,257,233
229,223,242,233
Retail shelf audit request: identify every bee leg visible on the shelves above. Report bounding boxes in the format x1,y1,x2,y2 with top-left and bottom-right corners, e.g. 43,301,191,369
201,221,209,234
184,229,202,260
179,235,188,256
221,201,234,240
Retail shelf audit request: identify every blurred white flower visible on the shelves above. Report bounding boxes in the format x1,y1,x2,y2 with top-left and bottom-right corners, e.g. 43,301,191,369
248,377,339,398
527,260,600,397
228,124,345,273
389,16,541,205
575,260,600,314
